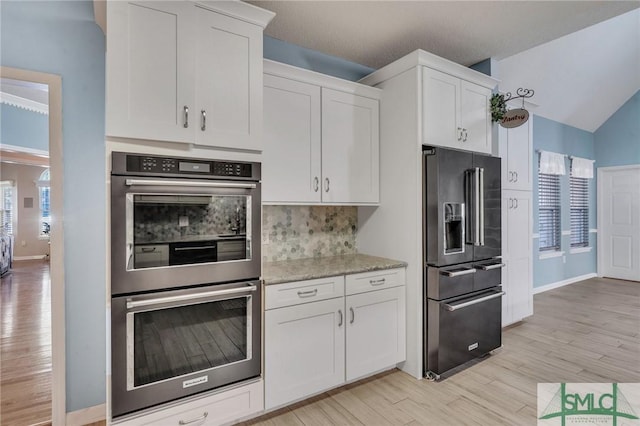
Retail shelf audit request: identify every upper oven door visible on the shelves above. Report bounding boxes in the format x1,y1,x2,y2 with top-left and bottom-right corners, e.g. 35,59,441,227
111,175,261,295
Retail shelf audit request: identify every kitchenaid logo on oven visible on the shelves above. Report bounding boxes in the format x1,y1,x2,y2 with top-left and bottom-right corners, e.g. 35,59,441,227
538,383,640,425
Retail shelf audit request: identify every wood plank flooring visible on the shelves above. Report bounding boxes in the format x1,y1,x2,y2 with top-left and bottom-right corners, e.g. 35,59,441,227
242,277,640,426
1,260,52,426
1,270,638,426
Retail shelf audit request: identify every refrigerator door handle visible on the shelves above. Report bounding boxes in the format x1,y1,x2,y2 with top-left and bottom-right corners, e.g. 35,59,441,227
474,167,481,246
479,167,485,246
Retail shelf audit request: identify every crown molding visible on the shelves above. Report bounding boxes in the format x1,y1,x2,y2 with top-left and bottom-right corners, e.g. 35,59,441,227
0,92,48,115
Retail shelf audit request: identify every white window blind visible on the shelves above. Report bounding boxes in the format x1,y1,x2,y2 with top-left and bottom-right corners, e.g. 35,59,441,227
1,183,14,235
39,169,51,237
570,176,589,248
539,171,561,252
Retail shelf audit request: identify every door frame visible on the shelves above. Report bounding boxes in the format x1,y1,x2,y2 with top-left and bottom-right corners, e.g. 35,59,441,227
596,164,640,278
1,66,65,425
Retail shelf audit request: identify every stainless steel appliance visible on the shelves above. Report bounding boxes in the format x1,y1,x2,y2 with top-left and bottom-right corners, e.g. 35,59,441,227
111,152,261,295
110,152,262,418
422,146,504,380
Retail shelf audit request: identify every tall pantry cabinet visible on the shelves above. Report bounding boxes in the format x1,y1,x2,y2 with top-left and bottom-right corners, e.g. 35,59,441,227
499,119,534,326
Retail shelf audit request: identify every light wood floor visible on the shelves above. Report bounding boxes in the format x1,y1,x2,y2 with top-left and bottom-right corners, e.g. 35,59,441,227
242,276,640,426
1,272,638,426
1,260,52,426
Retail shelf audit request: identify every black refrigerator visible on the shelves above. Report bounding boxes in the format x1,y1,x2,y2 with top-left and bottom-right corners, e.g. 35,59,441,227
423,145,505,379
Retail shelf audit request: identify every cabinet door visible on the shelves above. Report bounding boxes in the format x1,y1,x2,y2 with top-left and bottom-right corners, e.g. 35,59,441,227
460,81,492,154
505,191,532,259
195,6,263,150
422,67,460,149
263,75,322,203
500,119,532,190
346,286,406,381
321,88,380,204
264,298,345,410
106,1,195,142
507,257,533,323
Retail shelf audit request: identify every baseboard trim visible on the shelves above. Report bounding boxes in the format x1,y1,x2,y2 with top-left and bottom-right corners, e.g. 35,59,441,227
533,273,598,295
66,403,106,426
14,255,47,261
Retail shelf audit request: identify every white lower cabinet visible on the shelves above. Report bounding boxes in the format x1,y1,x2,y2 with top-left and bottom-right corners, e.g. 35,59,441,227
346,286,406,381
264,297,345,409
264,268,406,410
114,380,263,426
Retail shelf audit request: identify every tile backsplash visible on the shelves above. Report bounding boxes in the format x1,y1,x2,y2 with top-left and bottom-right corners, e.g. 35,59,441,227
262,206,357,262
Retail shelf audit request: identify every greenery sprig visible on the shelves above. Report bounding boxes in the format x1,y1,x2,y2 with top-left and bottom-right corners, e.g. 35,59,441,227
490,93,507,123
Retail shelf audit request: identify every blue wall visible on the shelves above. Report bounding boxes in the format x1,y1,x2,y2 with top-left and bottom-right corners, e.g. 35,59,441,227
264,36,375,81
594,90,640,167
532,115,597,288
0,103,49,151
1,0,106,412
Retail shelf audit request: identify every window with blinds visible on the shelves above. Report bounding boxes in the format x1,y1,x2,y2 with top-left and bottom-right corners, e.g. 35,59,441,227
570,176,589,248
1,186,14,235
539,172,561,251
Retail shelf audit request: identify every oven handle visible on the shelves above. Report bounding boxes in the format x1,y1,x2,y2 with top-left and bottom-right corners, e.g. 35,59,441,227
443,290,505,312
440,268,476,277
476,262,505,271
125,178,256,189
126,284,257,309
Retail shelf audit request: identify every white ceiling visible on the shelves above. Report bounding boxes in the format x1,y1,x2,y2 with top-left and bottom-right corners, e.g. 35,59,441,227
250,1,640,132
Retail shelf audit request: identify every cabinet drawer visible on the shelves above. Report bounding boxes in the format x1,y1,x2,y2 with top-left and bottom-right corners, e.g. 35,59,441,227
134,244,169,268
345,268,405,295
115,380,263,425
265,276,345,310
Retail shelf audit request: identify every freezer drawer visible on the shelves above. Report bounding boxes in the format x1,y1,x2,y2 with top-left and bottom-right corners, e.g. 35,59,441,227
426,288,503,377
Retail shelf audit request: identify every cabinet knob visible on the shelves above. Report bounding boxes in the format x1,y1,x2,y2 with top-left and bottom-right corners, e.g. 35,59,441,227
313,177,319,192
514,198,518,209
349,307,355,324
183,106,189,128
325,177,330,193
463,128,468,142
338,309,343,327
201,109,206,131
457,127,462,141
514,172,518,182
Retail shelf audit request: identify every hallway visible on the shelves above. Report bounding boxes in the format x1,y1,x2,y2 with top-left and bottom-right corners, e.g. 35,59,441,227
1,260,52,426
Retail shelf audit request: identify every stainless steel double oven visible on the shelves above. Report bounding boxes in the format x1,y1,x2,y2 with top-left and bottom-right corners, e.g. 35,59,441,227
110,152,261,418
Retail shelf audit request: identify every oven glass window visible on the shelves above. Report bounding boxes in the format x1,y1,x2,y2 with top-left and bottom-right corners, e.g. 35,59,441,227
126,194,251,270
131,296,251,388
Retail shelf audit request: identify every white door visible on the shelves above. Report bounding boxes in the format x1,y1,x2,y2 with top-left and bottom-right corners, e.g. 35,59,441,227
262,75,321,203
195,6,263,150
599,166,640,281
264,297,345,410
460,81,492,154
321,88,379,204
422,67,460,149
106,1,195,143
345,286,405,381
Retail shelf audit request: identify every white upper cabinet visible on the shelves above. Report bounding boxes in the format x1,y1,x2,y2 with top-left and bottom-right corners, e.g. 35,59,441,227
106,1,273,150
321,89,380,204
499,118,533,191
422,67,492,154
263,60,381,205
263,75,322,203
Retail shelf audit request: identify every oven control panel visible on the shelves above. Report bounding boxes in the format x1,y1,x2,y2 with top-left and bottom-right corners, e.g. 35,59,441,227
120,153,254,178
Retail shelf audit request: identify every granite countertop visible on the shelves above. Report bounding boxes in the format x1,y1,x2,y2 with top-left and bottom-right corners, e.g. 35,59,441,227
263,253,407,285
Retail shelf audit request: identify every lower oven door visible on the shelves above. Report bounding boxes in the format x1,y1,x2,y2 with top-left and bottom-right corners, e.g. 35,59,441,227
111,280,261,418
426,288,504,376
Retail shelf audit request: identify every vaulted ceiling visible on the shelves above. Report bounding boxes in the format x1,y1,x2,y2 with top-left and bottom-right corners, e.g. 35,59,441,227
249,1,640,132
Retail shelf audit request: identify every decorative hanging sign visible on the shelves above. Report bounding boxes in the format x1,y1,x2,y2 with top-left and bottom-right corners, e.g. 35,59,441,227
492,88,535,129
501,108,529,128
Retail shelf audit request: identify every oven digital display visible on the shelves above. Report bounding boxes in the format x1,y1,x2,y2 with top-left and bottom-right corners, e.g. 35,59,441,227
179,161,210,173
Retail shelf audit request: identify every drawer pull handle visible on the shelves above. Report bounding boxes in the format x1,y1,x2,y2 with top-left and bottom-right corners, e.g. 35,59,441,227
140,247,156,253
297,289,318,298
443,291,505,311
338,309,343,327
440,268,476,277
350,307,355,324
369,278,386,286
476,263,505,271
179,411,208,425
